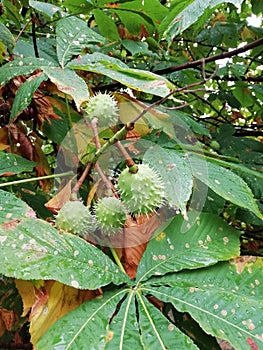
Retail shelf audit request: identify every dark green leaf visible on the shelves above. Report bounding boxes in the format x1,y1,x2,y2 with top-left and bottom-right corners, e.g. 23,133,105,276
36,289,128,350
41,66,89,109
161,0,244,43
56,16,105,68
0,218,129,289
190,155,263,219
136,212,240,282
0,190,35,224
0,152,37,176
138,293,198,349
0,57,55,86
70,53,174,97
10,74,48,120
143,147,193,215
147,258,263,350
93,9,120,41
106,291,142,349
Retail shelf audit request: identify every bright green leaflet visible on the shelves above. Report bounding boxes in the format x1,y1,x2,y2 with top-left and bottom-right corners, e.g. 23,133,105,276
10,74,48,119
190,155,262,219
136,212,241,282
0,218,129,289
144,259,263,350
0,190,34,224
144,146,193,215
56,16,105,68
137,293,198,349
69,53,174,97
36,289,128,350
0,153,37,176
41,66,89,109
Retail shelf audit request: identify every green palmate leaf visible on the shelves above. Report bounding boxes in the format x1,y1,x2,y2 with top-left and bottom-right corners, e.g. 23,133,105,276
29,0,66,18
36,289,128,349
0,57,54,86
161,0,244,43
56,16,105,68
144,147,193,215
0,190,35,224
136,212,240,282
41,66,89,110
106,291,142,349
0,218,128,289
190,155,263,219
93,9,120,41
137,293,198,349
145,258,263,350
69,53,174,97
0,152,37,176
10,74,48,120
0,22,15,50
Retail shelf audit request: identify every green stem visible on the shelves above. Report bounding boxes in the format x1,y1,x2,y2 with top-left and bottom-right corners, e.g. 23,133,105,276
109,247,126,274
0,171,74,188
90,124,133,165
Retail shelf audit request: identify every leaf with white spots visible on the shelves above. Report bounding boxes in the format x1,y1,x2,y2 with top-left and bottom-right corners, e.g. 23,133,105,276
136,212,241,282
0,153,37,176
69,53,175,97
36,286,198,349
190,156,263,219
41,67,89,110
36,289,128,349
145,258,263,350
144,147,193,216
0,57,55,86
56,17,106,68
0,218,129,289
10,74,48,120
137,293,198,349
0,190,36,224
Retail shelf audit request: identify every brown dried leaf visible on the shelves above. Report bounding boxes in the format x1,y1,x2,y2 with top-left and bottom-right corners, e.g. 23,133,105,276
45,180,73,214
0,307,17,332
32,91,62,129
122,213,161,278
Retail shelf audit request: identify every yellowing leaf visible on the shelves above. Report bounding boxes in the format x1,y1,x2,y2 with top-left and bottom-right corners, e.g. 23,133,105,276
16,280,98,345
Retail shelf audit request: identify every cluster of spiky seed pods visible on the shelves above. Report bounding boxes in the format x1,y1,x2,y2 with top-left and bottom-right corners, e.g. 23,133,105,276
56,93,165,236
56,163,165,236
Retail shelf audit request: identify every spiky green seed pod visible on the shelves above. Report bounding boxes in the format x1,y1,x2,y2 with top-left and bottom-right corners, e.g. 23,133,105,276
95,197,127,235
83,92,119,127
55,201,95,237
117,163,165,215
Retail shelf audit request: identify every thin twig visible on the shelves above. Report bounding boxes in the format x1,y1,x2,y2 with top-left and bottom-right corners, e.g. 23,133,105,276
15,18,32,42
71,163,92,194
130,70,218,125
115,141,135,168
155,38,263,75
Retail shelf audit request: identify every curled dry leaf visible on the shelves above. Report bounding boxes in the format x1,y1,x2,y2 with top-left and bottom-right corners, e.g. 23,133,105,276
122,213,161,279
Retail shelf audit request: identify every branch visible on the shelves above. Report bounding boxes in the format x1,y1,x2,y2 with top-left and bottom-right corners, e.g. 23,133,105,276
155,38,263,75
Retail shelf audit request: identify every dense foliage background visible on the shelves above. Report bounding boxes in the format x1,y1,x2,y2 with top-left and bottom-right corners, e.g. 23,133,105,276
0,0,262,349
